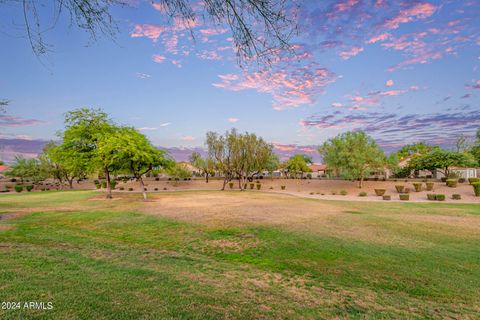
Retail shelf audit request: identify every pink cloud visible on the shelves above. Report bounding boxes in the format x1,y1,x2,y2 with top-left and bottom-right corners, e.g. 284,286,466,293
331,102,343,107
227,118,239,123
386,79,394,87
339,47,364,60
383,3,437,30
131,24,166,42
466,80,480,90
367,33,391,44
152,54,166,63
181,135,195,141
334,0,360,13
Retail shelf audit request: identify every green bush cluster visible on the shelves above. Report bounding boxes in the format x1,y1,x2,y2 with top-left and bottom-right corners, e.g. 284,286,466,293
426,182,434,191
472,182,480,197
468,177,480,185
340,190,347,196
427,194,445,201
412,182,422,192
26,185,34,192
399,194,409,201
281,185,286,190
382,195,391,200
128,188,133,191
256,183,261,190
452,194,461,200
395,185,404,193
14,185,23,193
358,191,367,197
229,182,234,189
446,179,457,188
374,189,386,196
101,181,107,188
249,183,254,190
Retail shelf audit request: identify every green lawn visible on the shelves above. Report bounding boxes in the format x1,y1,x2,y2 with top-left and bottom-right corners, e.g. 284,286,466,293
0,191,479,319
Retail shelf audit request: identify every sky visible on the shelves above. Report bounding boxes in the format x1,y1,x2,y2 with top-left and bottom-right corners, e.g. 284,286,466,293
0,0,479,162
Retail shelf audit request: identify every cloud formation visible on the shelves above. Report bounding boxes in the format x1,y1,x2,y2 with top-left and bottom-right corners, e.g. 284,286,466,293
0,115,46,127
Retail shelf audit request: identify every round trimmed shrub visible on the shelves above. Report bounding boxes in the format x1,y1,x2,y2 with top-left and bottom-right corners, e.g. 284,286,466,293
128,188,133,191
95,184,101,189
358,191,367,197
144,188,147,191
452,194,461,200
426,182,434,191
436,194,445,201
382,195,391,200
331,191,337,195
119,187,125,191
340,190,347,196
468,177,479,185
14,185,23,192
101,181,107,188
413,182,422,192
446,179,457,188
441,177,447,183
154,188,158,191
281,185,286,190
472,182,480,197
163,187,167,190
458,178,465,183
249,183,255,190
374,189,386,196
155,177,160,181
256,183,261,190
395,185,404,193
427,194,436,201
26,185,34,192
229,182,234,189
243,184,247,189
110,180,117,189
399,194,409,201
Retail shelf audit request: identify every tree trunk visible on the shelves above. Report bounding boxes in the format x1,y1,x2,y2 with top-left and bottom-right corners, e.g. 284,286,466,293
205,172,209,183
67,177,74,189
238,175,245,191
221,176,228,190
358,177,364,188
105,168,112,199
139,177,147,201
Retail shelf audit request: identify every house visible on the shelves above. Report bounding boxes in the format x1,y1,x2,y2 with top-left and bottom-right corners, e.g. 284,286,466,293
308,163,328,178
0,165,10,178
177,161,200,176
393,155,478,179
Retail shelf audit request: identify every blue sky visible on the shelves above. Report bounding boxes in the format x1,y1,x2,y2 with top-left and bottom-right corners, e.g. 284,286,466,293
1,0,479,162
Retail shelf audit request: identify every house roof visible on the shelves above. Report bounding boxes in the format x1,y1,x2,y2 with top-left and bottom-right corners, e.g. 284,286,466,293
0,165,10,173
308,163,327,171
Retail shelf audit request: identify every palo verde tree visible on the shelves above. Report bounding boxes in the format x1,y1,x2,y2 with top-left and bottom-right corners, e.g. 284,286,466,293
409,149,477,178
5,0,295,64
5,155,45,183
319,131,386,188
284,154,312,179
60,108,115,198
96,126,171,200
189,152,215,183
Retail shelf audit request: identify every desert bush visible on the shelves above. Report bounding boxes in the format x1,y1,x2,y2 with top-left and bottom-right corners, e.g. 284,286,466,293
427,194,436,201
309,192,314,195
426,182,434,191
358,191,367,197
269,186,273,190
306,173,312,179
458,178,465,183
281,185,286,190
399,194,409,201
14,185,23,192
163,187,167,190
128,188,133,191
472,182,480,196
155,177,160,181
256,183,261,190
26,185,34,192
243,183,247,189
249,183,255,190
395,185,404,193
95,184,101,189
441,177,447,183
382,195,391,200
446,179,457,188
144,188,147,191
331,191,337,195
452,194,461,200
374,189,386,196
110,180,117,189
404,188,411,194
468,178,480,185
93,179,99,185
436,194,446,201
229,182,234,189
154,188,158,191
413,182,422,192
340,190,348,196
101,181,107,188
119,187,125,190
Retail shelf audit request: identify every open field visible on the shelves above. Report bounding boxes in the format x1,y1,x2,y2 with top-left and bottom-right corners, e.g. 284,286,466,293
1,190,479,319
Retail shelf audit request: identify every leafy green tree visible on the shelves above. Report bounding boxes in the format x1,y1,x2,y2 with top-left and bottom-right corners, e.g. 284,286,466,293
96,127,171,200
61,108,115,197
189,152,215,183
319,131,386,188
166,163,193,181
409,149,477,178
395,142,436,160
285,154,312,179
5,155,45,183
470,129,480,164
264,154,280,179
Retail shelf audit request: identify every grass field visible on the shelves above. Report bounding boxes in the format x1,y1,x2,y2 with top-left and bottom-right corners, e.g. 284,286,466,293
1,190,479,319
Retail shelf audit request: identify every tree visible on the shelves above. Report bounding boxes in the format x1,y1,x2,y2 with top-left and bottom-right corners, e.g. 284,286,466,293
395,142,436,160
285,154,312,179
5,155,45,183
264,154,280,179
470,129,480,164
319,131,386,188
96,127,171,200
454,134,471,153
409,149,477,178
189,152,215,183
5,0,294,64
61,108,115,198
166,163,193,181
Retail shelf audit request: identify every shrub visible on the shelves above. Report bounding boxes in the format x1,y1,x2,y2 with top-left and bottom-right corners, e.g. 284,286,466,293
128,188,133,191
144,188,147,191
458,178,465,183
472,182,480,197
468,178,480,185
436,194,445,201
382,195,391,200
110,180,117,189
340,190,347,196
452,194,461,200
427,194,436,201
95,184,101,189
154,188,158,191
163,187,167,190
229,182,234,189
249,183,255,190
399,194,409,201
404,188,411,194
446,179,457,188
395,185,404,193
309,192,314,195
306,173,312,179
331,191,337,195
281,185,286,190
441,177,447,183
101,181,107,188
155,177,160,181
244,184,248,189
412,182,422,192
426,182,434,191
14,185,23,193
374,189,386,196
358,191,367,197
256,183,261,190
93,179,99,185
119,187,124,190
26,185,34,192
